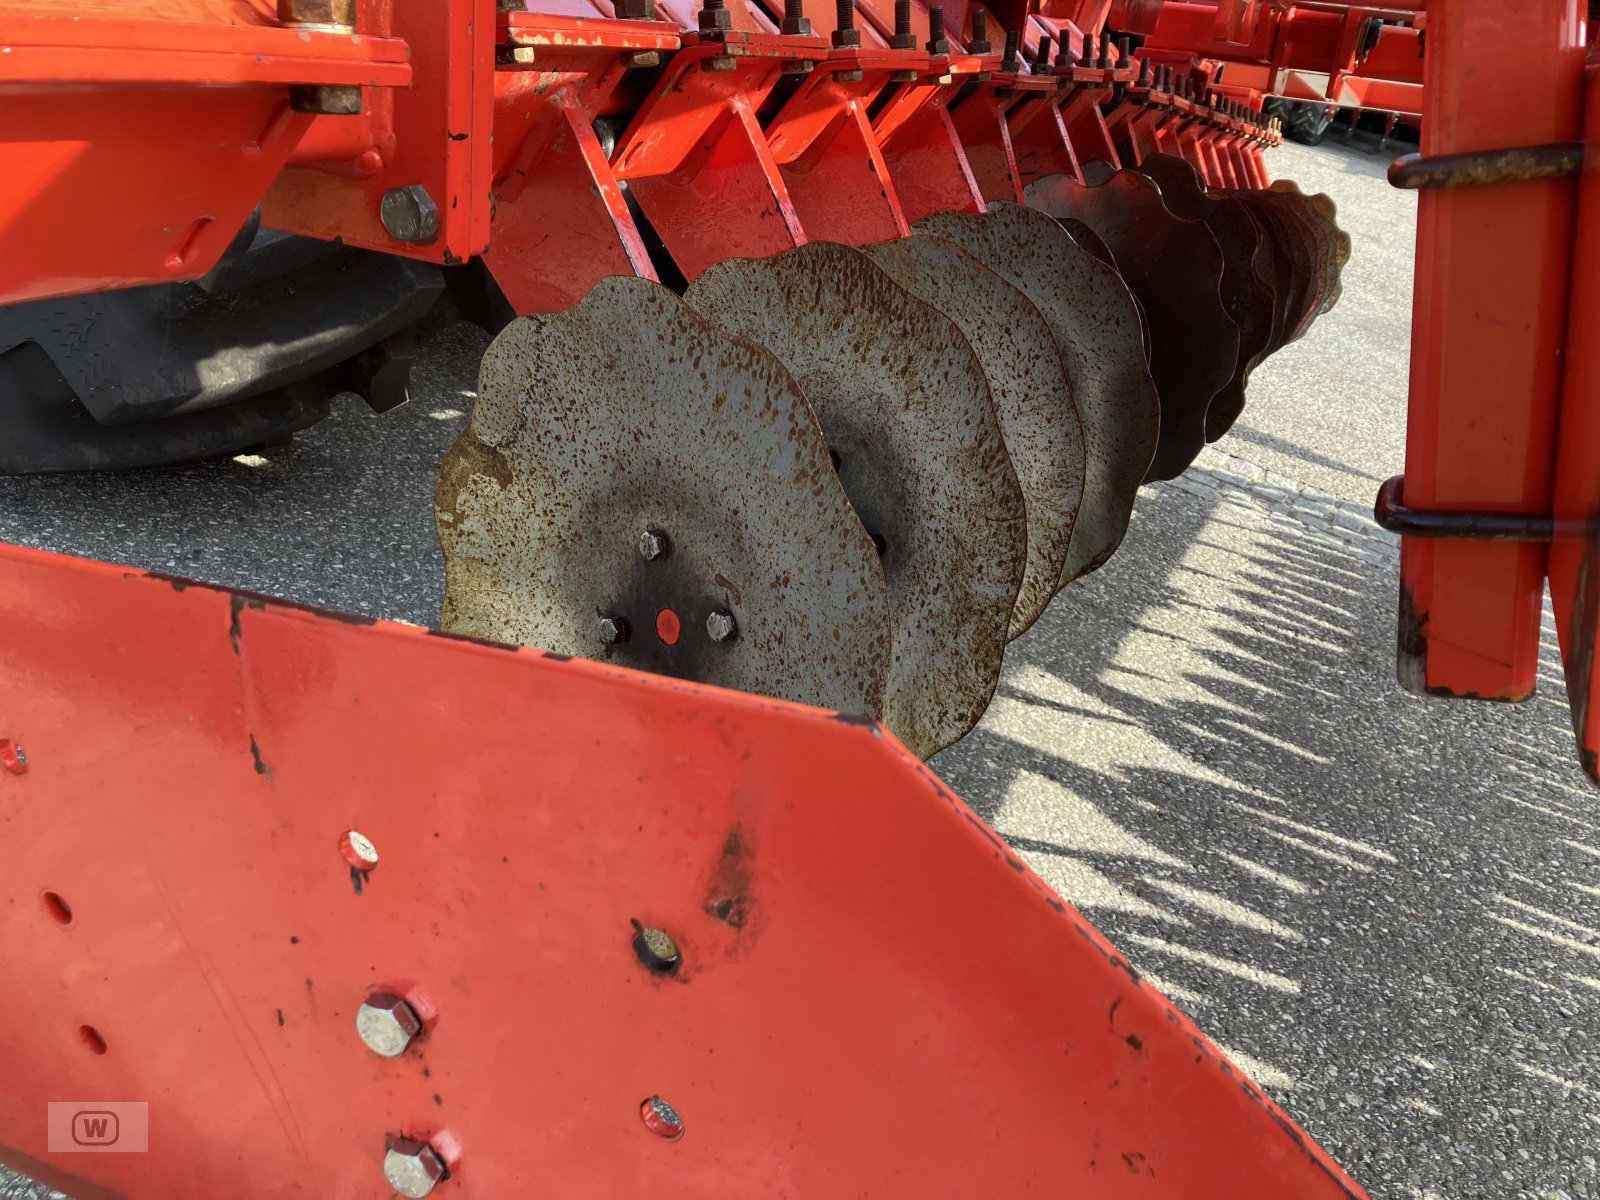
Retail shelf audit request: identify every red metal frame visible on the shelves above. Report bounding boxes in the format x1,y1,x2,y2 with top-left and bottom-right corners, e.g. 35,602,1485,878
1544,38,1600,778
1395,0,1585,703
0,544,1365,1197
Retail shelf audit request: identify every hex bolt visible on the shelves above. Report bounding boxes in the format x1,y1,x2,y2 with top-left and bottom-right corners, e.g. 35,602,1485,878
925,6,948,54
1137,56,1152,86
380,186,440,245
0,738,27,776
1098,30,1111,68
1032,33,1052,72
705,610,738,643
1000,29,1021,72
780,0,811,37
598,615,631,645
967,9,990,54
383,1137,446,1198
698,0,731,34
638,528,670,561
339,830,380,872
1117,35,1131,65
631,919,681,974
1054,34,1074,68
832,0,860,46
640,1096,685,1141
890,0,915,49
355,992,422,1058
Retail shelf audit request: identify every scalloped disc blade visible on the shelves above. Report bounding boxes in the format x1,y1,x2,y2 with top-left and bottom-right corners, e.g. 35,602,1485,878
914,202,1158,585
435,275,892,719
686,242,1025,759
1133,154,1278,440
861,234,1083,641
1024,169,1240,481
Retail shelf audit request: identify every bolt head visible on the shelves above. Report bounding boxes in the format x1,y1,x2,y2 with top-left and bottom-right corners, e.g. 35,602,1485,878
339,829,379,871
638,529,670,561
705,610,738,643
641,1095,685,1140
383,1138,445,1198
380,186,440,245
0,738,27,776
598,616,630,645
632,922,681,973
355,993,422,1057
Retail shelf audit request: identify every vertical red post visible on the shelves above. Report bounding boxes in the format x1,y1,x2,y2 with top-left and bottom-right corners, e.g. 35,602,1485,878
1547,44,1600,779
1395,0,1585,700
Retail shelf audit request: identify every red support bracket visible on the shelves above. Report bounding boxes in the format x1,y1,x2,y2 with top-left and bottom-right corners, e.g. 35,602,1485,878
484,16,681,312
614,36,817,280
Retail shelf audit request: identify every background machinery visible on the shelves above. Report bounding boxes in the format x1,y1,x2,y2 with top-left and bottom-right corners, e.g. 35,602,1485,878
0,0,1591,1196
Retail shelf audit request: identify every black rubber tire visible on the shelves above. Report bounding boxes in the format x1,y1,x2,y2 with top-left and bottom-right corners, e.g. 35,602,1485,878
1285,101,1333,146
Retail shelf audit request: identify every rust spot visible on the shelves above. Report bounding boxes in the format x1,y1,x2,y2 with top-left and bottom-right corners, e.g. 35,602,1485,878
702,825,758,938
249,734,269,778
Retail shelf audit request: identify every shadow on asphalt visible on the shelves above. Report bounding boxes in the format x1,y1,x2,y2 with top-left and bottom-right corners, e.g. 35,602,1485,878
932,475,1600,1199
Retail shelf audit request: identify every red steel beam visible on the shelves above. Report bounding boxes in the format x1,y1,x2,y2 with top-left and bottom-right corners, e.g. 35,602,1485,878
1547,43,1600,781
1394,0,1586,700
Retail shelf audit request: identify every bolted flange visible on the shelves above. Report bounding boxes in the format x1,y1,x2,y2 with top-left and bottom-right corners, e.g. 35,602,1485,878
355,992,422,1057
381,186,440,245
383,1138,446,1198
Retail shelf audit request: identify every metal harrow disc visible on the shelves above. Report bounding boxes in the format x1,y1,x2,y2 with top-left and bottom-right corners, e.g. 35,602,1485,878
1269,180,1351,315
1221,188,1332,345
914,203,1158,585
861,234,1083,642
1024,169,1240,482
1133,154,1278,441
435,275,893,719
1053,217,1153,360
685,242,1026,760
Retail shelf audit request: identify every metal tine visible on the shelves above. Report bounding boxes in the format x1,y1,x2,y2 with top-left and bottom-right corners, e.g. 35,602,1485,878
685,243,1026,759
915,203,1157,586
1023,169,1239,481
436,276,892,719
862,234,1083,640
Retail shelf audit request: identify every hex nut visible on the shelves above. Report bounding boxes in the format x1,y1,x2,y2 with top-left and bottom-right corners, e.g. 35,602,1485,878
380,186,441,245
705,610,738,643
638,529,670,561
355,992,422,1057
383,1138,445,1198
598,616,631,645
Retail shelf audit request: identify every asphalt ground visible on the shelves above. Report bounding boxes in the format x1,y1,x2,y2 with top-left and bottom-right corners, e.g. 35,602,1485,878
3,136,1598,1199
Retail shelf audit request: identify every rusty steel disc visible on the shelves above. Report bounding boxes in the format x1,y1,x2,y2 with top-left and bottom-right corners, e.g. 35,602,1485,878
1024,169,1239,481
1054,217,1153,359
685,242,1025,760
435,275,893,720
1133,154,1277,441
861,234,1083,641
1222,187,1332,345
1270,181,1350,315
915,203,1158,586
